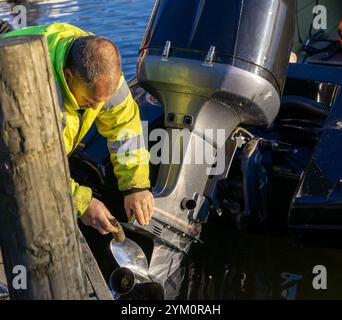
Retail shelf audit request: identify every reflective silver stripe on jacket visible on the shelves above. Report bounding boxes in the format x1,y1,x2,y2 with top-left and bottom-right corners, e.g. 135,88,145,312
102,80,130,111
55,81,66,128
107,134,145,154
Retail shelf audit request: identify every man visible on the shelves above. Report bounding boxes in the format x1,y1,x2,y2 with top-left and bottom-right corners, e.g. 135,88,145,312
1,22,154,234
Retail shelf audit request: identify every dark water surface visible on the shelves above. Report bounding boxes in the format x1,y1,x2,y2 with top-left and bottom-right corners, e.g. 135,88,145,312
0,0,155,79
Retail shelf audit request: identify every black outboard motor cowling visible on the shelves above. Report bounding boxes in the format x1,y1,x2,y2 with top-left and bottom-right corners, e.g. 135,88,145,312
134,0,295,299
138,0,295,127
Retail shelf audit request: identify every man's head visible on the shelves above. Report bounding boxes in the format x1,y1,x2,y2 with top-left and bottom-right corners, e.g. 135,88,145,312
64,36,121,109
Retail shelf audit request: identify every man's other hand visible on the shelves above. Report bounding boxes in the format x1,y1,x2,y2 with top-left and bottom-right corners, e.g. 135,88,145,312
124,190,155,225
80,198,119,235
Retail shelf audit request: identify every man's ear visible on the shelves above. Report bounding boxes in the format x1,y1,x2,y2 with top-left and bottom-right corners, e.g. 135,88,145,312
63,67,73,85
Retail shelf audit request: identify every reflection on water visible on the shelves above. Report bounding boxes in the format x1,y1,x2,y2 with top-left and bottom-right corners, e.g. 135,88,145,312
0,0,155,78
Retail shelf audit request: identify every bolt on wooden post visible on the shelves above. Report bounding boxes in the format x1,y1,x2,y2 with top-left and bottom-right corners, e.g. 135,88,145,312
0,35,87,299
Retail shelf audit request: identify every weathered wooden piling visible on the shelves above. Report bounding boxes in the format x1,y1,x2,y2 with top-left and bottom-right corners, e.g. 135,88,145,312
0,35,88,299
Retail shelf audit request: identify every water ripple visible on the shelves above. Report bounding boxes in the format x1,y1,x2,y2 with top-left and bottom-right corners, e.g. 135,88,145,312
0,0,155,78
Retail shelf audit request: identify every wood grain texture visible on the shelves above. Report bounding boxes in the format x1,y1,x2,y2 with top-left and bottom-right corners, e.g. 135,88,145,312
0,35,87,299
0,250,9,300
79,231,113,300
1,235,114,300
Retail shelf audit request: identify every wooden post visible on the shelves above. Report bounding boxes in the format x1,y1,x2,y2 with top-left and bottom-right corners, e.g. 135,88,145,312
0,35,87,299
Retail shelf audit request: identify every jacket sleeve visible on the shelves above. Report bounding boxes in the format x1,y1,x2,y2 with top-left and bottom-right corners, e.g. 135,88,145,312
70,178,93,218
57,86,93,217
95,76,150,192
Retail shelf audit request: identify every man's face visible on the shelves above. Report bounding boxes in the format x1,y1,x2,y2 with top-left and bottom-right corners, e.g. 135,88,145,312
63,68,119,110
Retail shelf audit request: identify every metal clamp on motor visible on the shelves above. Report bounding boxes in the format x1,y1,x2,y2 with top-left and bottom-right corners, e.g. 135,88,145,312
162,40,171,61
203,45,216,66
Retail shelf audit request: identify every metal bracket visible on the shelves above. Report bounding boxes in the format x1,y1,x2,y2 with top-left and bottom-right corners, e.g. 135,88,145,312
162,40,171,61
203,45,216,66
204,127,254,196
232,127,254,149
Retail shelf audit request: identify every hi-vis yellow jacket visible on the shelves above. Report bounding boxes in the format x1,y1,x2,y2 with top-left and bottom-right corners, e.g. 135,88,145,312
3,23,150,216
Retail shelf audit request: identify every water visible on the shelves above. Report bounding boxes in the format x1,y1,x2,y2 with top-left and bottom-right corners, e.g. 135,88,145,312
0,0,155,79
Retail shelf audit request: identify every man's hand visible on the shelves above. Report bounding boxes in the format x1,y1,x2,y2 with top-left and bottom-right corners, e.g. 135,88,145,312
124,190,155,225
80,198,119,235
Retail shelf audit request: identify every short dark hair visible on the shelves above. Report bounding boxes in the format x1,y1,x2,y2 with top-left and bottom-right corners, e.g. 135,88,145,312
65,35,121,85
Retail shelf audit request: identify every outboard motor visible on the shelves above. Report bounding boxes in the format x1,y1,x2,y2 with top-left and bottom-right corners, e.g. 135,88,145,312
134,0,295,299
